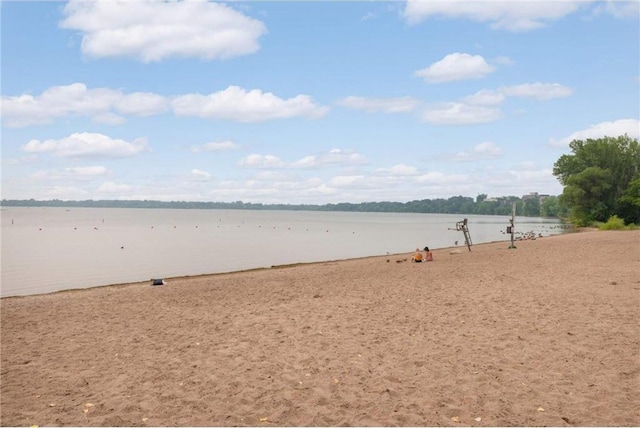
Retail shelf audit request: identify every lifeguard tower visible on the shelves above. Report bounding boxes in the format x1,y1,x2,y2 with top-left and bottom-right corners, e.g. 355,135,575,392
450,218,472,251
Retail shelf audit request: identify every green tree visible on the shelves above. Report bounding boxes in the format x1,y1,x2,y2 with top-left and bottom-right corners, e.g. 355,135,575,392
540,196,568,218
559,167,613,225
616,177,640,225
522,197,541,217
553,135,640,225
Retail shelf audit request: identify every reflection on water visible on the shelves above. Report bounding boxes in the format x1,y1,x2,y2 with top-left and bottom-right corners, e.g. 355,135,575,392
1,207,566,297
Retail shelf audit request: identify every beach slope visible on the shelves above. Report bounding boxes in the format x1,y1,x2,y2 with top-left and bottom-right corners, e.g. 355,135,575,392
1,229,639,426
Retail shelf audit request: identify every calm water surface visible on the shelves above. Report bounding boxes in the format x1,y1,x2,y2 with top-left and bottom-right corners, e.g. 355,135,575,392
1,207,565,297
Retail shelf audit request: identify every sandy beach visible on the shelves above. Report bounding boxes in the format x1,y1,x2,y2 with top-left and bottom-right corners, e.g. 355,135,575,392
1,229,639,427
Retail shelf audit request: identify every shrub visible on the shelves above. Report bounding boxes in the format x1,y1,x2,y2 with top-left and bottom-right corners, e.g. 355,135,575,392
599,215,626,230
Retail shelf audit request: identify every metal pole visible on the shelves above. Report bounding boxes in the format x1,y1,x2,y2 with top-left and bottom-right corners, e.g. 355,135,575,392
509,202,517,249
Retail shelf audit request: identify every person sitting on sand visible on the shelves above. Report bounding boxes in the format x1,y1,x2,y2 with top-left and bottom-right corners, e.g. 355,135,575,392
423,246,433,262
411,248,424,262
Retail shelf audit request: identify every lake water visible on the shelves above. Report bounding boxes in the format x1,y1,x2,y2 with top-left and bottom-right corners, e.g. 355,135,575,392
0,207,565,297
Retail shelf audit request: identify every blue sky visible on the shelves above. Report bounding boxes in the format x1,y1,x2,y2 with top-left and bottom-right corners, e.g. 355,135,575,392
2,0,639,204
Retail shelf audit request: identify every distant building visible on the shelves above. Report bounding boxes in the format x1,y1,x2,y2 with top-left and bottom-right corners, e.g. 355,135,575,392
522,192,551,203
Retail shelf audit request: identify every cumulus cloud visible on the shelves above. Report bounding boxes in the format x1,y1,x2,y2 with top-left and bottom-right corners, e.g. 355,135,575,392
116,92,169,116
548,119,640,147
462,83,573,106
338,96,420,113
66,166,109,176
375,164,419,176
593,0,640,19
415,53,495,83
291,149,368,169
238,154,287,169
93,113,127,125
190,169,211,180
1,83,326,127
59,0,267,62
463,89,506,106
1,83,169,127
253,171,292,181
500,83,574,100
21,132,150,158
339,81,572,126
422,103,502,125
191,140,240,153
239,149,368,170
403,0,585,31
171,86,329,122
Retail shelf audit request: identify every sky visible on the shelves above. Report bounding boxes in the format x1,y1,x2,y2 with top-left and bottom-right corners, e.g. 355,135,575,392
1,0,639,205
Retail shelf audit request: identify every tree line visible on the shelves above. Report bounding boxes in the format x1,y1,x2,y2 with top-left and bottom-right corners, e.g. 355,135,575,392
1,194,564,218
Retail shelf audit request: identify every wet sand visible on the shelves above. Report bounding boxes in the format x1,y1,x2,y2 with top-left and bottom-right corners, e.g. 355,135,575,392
1,229,639,426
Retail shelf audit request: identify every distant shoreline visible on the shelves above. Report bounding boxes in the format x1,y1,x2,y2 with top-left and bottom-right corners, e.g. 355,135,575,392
0,194,564,219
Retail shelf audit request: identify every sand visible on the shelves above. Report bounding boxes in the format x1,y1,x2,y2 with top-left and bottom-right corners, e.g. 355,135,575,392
1,229,639,427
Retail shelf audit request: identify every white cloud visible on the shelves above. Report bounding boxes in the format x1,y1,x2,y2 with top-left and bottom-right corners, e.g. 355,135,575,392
2,83,325,127
238,154,286,169
93,113,127,125
2,83,116,127
501,83,574,100
21,132,150,158
190,169,211,180
65,166,110,178
337,82,572,126
1,83,169,128
463,89,506,106
338,96,420,113
475,141,504,156
238,149,367,170
116,92,169,116
375,164,419,176
422,103,502,125
59,0,267,62
549,118,640,147
462,83,572,106
415,53,495,83
191,140,240,153
403,0,585,31
291,148,368,169
593,0,640,19
253,171,292,181
361,11,376,21
97,181,134,194
171,86,329,122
